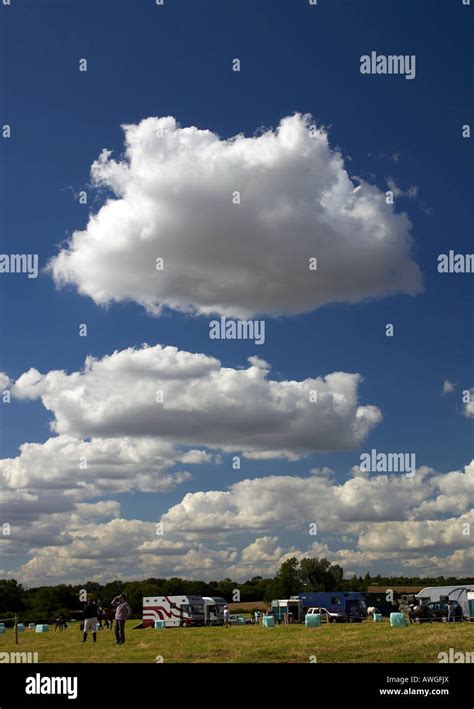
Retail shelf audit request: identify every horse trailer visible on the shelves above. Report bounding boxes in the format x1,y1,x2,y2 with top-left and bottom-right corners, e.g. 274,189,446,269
271,598,304,623
298,592,367,621
142,595,206,627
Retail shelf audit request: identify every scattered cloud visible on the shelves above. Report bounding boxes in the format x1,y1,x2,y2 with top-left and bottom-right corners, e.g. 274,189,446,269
463,388,474,418
386,177,419,200
2,458,472,583
442,379,455,394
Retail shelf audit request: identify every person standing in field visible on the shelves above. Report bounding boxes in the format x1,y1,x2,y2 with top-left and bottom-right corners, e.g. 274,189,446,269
82,599,98,643
223,605,230,627
447,601,455,624
112,593,132,645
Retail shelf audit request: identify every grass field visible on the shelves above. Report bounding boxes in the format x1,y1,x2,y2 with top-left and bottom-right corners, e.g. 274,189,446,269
1,620,473,663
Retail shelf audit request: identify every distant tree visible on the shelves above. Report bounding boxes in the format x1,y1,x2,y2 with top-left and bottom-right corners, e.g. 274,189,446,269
264,578,284,602
163,577,186,595
328,564,344,589
0,580,25,613
141,583,164,598
83,581,103,598
346,574,362,591
275,558,302,598
214,578,235,600
101,580,124,604
300,558,331,591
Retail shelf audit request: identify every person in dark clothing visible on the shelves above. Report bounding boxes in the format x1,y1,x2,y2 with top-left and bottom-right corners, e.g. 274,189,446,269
447,602,455,624
82,600,98,642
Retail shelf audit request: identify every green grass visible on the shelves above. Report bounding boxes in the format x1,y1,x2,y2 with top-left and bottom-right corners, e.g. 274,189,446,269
1,620,473,663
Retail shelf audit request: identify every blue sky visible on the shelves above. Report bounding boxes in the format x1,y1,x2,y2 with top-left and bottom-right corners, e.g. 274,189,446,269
0,0,472,584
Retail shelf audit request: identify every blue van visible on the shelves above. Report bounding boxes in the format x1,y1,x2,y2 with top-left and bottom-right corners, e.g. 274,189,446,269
298,592,367,622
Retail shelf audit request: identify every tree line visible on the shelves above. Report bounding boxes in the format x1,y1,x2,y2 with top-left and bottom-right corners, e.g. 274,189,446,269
0,558,472,622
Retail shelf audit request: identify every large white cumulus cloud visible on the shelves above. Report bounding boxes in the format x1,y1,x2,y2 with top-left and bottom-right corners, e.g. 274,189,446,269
11,344,382,456
49,114,422,317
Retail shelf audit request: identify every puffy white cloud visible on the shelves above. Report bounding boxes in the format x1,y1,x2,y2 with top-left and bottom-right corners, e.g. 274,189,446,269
11,344,381,457
386,178,418,200
357,513,473,552
0,501,124,555
463,388,474,418
13,518,473,586
0,341,384,583
297,545,474,579
48,114,422,318
161,466,461,534
400,547,474,577
3,458,473,584
6,447,469,571
14,518,155,583
442,379,455,394
416,461,474,516
178,449,214,464
73,501,121,522
247,355,270,370
8,515,240,585
0,434,190,503
240,536,293,565
2,328,470,583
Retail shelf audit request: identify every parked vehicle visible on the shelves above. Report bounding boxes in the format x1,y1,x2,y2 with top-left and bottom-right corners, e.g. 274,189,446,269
142,595,205,627
415,586,473,618
202,596,226,625
271,598,304,623
298,592,367,621
306,606,346,623
229,614,252,625
424,600,463,622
